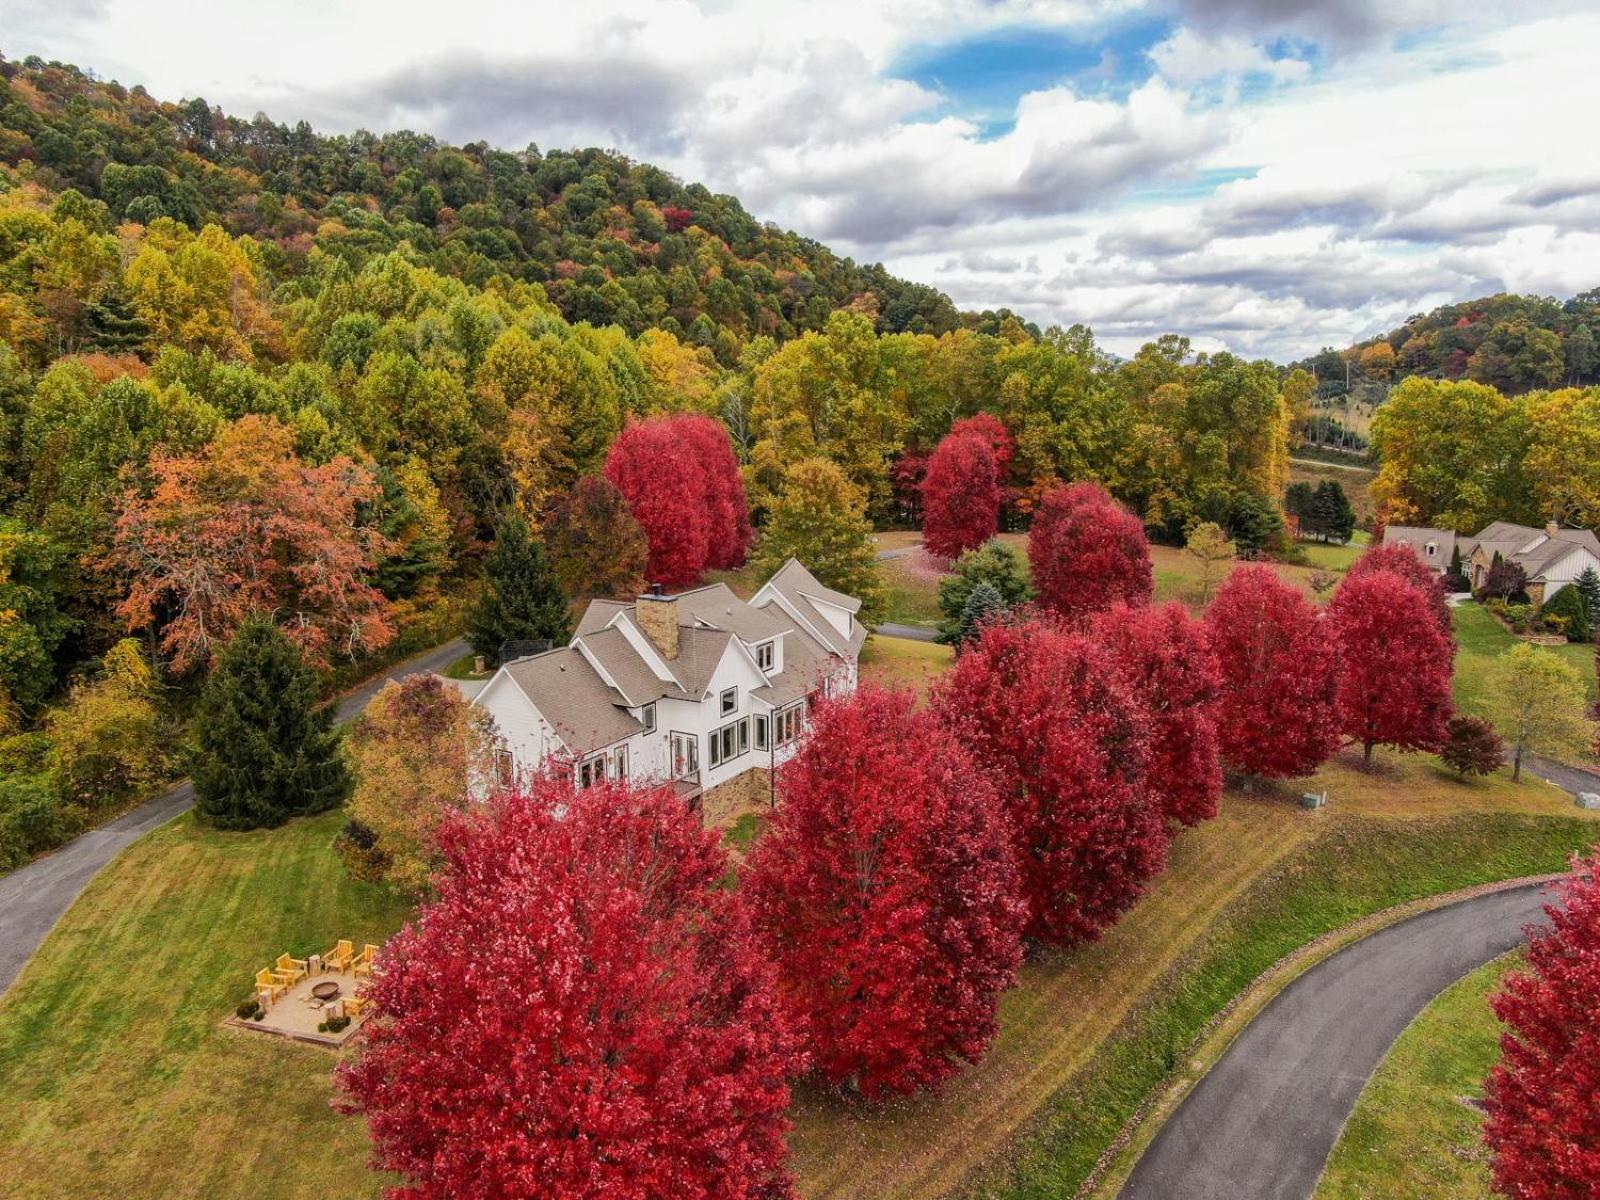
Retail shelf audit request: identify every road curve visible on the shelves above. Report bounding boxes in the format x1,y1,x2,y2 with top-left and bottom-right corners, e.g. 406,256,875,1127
0,636,467,998
1119,881,1556,1200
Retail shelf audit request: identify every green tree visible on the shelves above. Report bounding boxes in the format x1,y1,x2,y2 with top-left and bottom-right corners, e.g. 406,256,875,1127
1487,644,1593,781
1575,566,1600,618
753,457,884,624
1185,521,1236,603
1540,585,1590,643
468,515,573,664
191,620,350,830
1309,479,1355,544
956,581,1007,647
936,539,1031,643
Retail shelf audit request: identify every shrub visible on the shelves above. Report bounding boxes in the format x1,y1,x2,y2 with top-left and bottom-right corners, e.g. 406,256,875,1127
237,999,263,1020
0,773,72,871
1540,584,1590,642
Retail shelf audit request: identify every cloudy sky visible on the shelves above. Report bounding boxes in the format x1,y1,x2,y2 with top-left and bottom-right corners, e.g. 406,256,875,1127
10,0,1600,358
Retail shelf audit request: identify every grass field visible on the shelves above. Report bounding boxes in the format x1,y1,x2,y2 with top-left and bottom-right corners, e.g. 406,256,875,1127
2,747,1592,1200
1451,601,1596,722
1315,954,1515,1199
1289,458,1378,524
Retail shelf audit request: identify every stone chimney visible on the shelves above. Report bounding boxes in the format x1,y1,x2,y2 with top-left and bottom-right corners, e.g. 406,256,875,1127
636,584,679,660
1546,520,1560,538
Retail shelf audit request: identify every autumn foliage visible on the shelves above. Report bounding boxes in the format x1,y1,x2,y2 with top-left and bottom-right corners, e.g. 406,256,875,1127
935,616,1165,945
1204,565,1341,779
1346,542,1452,633
920,429,1000,561
1093,602,1224,826
1484,850,1600,1197
1328,567,1454,764
743,686,1024,1099
604,413,751,588
104,414,396,673
544,474,650,599
338,775,798,1200
1028,482,1153,622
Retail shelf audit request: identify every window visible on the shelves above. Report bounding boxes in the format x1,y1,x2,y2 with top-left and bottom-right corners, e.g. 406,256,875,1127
774,704,803,747
708,717,750,768
738,718,750,755
1425,541,1438,558
577,755,606,789
495,748,515,787
640,703,656,733
755,713,768,751
720,687,737,716
612,744,628,779
755,641,775,672
671,732,699,780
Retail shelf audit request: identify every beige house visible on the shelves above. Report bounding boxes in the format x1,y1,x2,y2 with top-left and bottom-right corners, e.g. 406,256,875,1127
1386,521,1600,603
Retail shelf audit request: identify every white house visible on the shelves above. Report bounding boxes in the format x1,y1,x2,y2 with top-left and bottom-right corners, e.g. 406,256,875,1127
471,559,864,825
1383,520,1600,603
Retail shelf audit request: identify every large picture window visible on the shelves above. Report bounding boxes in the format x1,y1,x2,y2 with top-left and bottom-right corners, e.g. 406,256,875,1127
708,717,751,769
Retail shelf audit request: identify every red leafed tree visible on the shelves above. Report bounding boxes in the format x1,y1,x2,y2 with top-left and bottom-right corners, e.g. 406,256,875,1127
1346,542,1452,633
1203,565,1342,780
742,686,1024,1100
934,616,1165,945
679,413,753,569
661,205,693,234
921,431,999,560
1028,482,1153,622
948,412,1014,479
890,447,930,527
1483,849,1600,1197
1092,602,1224,826
1328,567,1454,765
103,415,396,674
337,775,799,1200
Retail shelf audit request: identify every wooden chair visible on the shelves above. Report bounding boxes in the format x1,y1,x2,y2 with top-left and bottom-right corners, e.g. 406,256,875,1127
322,939,354,972
342,994,370,1020
351,943,379,978
275,953,308,984
255,968,288,1003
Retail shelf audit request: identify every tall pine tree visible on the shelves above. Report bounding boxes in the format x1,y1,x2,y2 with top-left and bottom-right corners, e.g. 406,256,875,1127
469,515,573,664
191,620,350,830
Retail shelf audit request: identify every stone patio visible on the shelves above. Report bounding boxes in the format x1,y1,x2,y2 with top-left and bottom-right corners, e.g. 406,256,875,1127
234,963,371,1047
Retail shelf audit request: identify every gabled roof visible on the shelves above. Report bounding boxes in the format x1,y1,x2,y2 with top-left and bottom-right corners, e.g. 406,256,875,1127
765,558,862,614
577,625,688,705
1462,523,1600,581
754,558,868,658
501,647,643,756
1381,526,1456,568
674,582,792,641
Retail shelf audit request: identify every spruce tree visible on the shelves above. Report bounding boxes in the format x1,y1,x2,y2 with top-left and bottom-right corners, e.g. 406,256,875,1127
956,581,1007,647
1576,566,1600,618
469,515,573,664
1310,480,1355,544
191,620,350,830
81,285,150,354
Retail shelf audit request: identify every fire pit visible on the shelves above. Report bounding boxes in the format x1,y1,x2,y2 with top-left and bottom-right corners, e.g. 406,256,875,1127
311,981,341,1003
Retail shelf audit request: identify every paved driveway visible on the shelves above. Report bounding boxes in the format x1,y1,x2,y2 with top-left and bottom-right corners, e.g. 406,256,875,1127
1119,881,1555,1200
0,637,467,997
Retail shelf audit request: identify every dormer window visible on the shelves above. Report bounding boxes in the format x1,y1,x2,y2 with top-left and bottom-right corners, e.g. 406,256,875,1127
720,687,738,716
755,641,775,672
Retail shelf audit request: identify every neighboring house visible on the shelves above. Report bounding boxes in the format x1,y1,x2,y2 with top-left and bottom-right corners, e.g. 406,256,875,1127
471,559,864,826
1384,521,1600,603
1381,525,1457,576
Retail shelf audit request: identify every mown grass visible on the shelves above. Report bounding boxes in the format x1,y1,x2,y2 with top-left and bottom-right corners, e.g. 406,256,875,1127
1289,459,1378,524
859,635,952,695
0,809,410,1200
1452,601,1596,722
1314,954,1514,1200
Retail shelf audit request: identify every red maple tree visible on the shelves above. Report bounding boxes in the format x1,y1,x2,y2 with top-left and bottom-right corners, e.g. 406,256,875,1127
1093,601,1224,826
1346,542,1452,633
1028,482,1153,622
934,616,1165,945
742,686,1024,1099
1203,565,1342,780
604,414,752,588
337,775,799,1200
103,414,396,673
947,412,1015,479
921,430,999,561
1484,850,1600,1197
1328,567,1454,765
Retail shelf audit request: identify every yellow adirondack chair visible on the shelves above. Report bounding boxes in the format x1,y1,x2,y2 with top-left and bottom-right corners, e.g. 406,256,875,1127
255,968,287,1003
342,994,370,1020
352,943,379,978
275,953,308,984
322,939,354,972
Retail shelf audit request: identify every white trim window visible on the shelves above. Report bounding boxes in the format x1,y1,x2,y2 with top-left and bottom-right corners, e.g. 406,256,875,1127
774,704,803,747
754,713,769,751
612,744,628,779
755,641,775,672
640,703,656,732
577,755,607,789
720,687,738,717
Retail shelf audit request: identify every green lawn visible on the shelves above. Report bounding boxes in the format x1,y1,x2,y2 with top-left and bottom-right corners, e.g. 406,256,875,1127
0,809,410,1199
1315,954,1514,1199
1451,602,1596,722
859,634,952,695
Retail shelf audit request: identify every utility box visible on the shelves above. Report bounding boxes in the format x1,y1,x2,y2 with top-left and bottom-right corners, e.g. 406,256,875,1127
1300,791,1328,810
1578,792,1600,811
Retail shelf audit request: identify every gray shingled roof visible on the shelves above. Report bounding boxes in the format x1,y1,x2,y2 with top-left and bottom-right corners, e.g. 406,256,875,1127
1382,526,1456,569
577,626,687,705
767,558,862,614
675,583,792,641
502,648,642,755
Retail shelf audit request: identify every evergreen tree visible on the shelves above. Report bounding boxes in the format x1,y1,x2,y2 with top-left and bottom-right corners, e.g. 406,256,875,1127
1309,480,1355,543
1541,584,1590,642
1576,566,1600,617
81,285,150,354
191,620,349,830
936,540,1031,643
956,581,1008,647
468,515,573,664
1284,481,1315,534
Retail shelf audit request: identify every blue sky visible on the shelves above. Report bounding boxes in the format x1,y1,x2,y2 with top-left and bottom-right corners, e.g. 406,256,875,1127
8,0,1599,358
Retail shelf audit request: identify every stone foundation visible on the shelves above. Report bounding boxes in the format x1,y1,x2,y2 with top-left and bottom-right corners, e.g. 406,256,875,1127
699,767,773,829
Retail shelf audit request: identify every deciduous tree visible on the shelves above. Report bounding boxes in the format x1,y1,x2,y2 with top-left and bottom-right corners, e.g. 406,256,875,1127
1029,482,1153,622
1484,850,1600,1197
338,775,799,1200
920,430,999,561
1204,565,1341,780
1488,644,1593,781
753,457,884,624
604,415,711,588
1347,542,1452,633
679,413,753,570
934,617,1165,945
1184,521,1235,604
1438,715,1505,778
545,475,649,599
743,686,1024,1099
1328,568,1455,765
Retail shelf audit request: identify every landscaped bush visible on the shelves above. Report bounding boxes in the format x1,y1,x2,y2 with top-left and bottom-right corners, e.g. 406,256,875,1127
0,772,74,872
318,1015,351,1034
1539,585,1590,642
236,999,263,1021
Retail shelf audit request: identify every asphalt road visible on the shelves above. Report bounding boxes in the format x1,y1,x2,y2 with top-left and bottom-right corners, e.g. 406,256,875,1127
1119,881,1556,1200
0,636,468,998
874,622,939,642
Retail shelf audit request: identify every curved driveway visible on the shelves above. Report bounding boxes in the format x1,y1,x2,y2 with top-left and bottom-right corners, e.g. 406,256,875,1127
0,637,467,998
1120,881,1555,1200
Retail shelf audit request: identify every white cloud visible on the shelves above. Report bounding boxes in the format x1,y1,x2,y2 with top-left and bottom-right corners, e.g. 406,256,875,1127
5,0,1599,358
